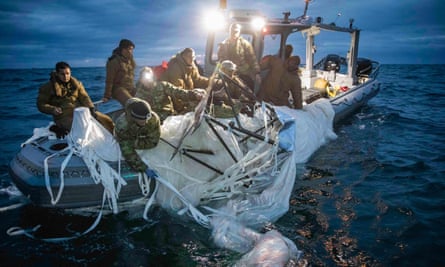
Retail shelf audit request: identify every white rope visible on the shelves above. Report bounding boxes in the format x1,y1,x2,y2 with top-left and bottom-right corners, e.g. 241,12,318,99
6,192,106,242
142,179,159,221
149,171,210,227
261,102,269,143
0,202,26,213
138,172,152,196
43,144,72,205
79,145,127,214
198,137,280,202
21,122,56,147
66,113,127,214
42,109,128,213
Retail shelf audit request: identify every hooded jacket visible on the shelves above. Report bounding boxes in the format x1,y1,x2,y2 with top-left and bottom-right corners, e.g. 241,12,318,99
258,55,302,109
104,49,136,99
160,52,208,90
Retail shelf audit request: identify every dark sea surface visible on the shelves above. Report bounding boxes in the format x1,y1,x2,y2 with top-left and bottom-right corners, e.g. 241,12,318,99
0,65,444,266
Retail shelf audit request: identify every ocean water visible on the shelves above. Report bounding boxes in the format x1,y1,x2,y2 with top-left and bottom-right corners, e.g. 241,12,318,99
0,65,444,266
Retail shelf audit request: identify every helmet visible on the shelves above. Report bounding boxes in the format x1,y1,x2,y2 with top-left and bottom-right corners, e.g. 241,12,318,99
220,60,236,75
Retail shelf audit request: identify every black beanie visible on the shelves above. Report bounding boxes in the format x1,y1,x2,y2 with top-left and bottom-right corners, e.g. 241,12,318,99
130,101,151,120
119,39,135,49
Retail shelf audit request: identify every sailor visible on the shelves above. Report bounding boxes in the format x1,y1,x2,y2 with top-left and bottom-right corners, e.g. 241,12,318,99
208,60,256,117
159,48,209,113
136,66,206,122
102,39,137,106
284,44,294,59
257,55,303,109
217,23,261,91
160,47,209,90
37,61,114,138
114,97,161,172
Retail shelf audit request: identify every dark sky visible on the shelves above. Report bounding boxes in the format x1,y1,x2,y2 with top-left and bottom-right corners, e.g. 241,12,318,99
1,0,444,69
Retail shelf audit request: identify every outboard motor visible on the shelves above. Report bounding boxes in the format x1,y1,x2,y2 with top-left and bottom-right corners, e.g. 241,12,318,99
323,54,340,82
356,58,372,76
324,54,341,72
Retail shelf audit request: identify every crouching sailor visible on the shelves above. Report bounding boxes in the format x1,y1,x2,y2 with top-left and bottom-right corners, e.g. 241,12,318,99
115,97,161,172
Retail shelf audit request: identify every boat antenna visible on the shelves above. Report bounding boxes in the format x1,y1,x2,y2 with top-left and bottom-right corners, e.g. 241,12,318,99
219,0,227,10
302,0,312,18
334,12,341,24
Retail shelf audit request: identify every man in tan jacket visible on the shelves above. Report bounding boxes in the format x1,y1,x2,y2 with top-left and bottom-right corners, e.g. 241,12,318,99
160,47,208,90
102,39,137,106
258,55,302,109
37,61,114,138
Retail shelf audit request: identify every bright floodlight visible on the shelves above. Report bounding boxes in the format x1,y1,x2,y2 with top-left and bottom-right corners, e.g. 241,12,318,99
203,10,226,31
251,17,265,31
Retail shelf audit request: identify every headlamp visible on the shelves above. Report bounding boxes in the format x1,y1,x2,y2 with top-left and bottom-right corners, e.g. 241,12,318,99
139,66,154,83
143,71,154,81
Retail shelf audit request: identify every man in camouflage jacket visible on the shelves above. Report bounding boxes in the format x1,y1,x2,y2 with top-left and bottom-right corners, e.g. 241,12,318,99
136,67,205,122
114,97,161,172
209,60,256,118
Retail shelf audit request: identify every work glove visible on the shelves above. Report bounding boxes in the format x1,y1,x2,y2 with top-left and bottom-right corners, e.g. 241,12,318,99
49,125,69,139
192,89,207,100
145,168,159,179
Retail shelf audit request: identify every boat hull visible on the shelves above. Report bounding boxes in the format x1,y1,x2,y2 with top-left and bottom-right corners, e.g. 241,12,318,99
8,137,145,209
331,79,380,124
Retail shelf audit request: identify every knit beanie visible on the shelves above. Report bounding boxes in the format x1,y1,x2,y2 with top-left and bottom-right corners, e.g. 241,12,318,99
130,101,151,120
119,39,135,49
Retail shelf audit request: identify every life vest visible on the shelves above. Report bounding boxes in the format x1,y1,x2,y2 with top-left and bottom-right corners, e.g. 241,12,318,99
153,61,168,80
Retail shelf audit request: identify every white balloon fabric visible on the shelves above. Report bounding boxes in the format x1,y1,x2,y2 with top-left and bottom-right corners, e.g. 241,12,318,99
137,98,336,265
39,100,336,265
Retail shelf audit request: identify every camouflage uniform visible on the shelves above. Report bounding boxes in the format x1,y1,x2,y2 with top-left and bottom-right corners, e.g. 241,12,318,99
135,80,201,122
114,98,161,172
160,52,208,90
211,75,247,103
37,72,114,132
208,73,254,118
104,50,136,106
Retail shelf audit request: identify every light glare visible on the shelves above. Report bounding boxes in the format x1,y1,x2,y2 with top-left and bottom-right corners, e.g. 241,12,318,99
203,10,226,31
251,17,265,31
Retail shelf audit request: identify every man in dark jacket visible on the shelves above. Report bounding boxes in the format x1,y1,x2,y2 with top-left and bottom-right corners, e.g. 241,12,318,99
37,61,114,138
102,39,137,106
